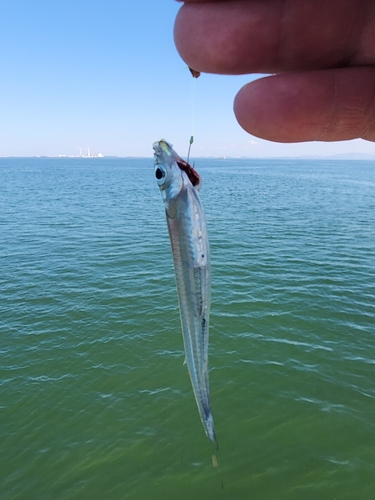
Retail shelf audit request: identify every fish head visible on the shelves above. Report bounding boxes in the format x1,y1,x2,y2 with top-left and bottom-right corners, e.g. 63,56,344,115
153,140,185,207
153,140,202,204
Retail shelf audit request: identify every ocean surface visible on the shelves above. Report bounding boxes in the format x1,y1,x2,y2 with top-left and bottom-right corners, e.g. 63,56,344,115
1,157,374,499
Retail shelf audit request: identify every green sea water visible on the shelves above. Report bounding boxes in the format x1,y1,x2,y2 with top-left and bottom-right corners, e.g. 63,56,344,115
1,157,374,499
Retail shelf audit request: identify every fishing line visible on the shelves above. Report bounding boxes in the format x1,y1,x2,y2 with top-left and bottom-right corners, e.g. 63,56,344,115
187,136,194,164
187,75,197,164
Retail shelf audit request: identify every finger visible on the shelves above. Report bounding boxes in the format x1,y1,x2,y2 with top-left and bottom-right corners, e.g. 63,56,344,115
174,0,375,74
233,67,375,142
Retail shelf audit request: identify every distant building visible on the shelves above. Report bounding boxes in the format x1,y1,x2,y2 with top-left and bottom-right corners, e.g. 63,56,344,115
78,148,104,158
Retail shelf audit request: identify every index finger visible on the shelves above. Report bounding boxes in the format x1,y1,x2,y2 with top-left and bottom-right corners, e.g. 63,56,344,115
174,0,375,74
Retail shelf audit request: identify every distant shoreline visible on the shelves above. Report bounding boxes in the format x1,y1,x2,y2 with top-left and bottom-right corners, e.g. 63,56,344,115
1,153,375,161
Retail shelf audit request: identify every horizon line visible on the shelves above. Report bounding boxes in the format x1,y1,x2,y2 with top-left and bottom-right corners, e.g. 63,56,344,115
1,153,375,160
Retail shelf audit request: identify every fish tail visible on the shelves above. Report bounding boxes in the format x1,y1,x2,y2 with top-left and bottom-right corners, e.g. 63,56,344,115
205,412,217,448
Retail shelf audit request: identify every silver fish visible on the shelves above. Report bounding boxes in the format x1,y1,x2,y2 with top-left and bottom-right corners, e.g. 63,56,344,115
153,139,216,445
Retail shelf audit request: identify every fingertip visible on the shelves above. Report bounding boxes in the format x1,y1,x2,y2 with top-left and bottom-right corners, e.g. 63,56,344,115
234,69,375,143
233,75,327,142
173,4,196,70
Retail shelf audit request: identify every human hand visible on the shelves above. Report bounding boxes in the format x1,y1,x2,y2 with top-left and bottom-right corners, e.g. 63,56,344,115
174,0,375,143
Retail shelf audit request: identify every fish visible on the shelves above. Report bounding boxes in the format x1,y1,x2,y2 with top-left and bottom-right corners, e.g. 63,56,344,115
153,139,216,445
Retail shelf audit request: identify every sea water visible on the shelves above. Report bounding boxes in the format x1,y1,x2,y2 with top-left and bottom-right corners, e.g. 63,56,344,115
1,157,374,499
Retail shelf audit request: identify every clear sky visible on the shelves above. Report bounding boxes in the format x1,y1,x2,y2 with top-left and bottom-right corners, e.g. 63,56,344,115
1,0,375,158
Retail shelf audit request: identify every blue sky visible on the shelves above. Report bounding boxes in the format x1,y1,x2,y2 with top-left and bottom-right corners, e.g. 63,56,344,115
1,0,375,158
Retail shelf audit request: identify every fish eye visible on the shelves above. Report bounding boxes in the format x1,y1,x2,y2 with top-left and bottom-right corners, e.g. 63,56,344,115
155,167,164,180
155,165,167,186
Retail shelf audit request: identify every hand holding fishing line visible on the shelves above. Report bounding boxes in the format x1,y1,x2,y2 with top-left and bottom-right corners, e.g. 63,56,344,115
174,0,375,143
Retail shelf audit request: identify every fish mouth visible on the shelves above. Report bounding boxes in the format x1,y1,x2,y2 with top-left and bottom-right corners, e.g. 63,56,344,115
153,140,177,170
153,139,174,158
